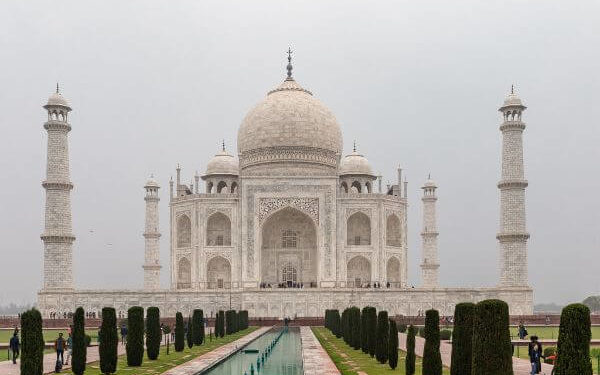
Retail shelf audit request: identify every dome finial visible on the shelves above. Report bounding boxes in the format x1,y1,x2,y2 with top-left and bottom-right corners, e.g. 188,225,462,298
286,47,293,80
353,140,357,153
511,84,514,95
222,139,226,152
56,82,60,94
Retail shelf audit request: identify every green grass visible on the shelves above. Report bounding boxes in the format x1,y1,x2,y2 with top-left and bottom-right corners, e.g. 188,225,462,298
513,345,600,374
509,326,600,340
312,327,450,375
83,327,258,375
0,328,99,343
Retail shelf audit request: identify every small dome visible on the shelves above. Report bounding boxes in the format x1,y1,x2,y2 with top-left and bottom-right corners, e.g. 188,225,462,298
503,92,523,107
339,150,374,176
423,176,437,188
45,91,71,109
145,174,159,188
205,149,239,176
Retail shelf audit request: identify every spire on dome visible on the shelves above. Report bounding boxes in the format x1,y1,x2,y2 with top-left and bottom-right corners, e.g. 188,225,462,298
56,82,60,94
511,84,514,95
286,47,293,80
353,140,357,153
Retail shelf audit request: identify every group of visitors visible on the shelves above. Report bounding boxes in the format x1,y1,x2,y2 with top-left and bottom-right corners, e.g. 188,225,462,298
259,281,318,288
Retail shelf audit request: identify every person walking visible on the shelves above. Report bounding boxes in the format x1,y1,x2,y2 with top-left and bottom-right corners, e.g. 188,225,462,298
55,332,66,366
120,323,128,345
64,332,73,365
518,321,528,340
9,332,20,364
528,335,543,374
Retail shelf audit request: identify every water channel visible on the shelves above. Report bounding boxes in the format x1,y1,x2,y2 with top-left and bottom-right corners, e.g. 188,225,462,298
199,326,303,375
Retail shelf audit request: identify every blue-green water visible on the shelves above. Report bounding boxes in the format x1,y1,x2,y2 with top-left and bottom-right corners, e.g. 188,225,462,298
200,327,303,375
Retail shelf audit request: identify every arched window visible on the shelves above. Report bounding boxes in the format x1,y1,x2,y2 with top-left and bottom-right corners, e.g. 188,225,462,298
177,215,191,248
340,181,348,193
177,258,191,289
216,181,227,194
365,181,372,194
350,181,362,193
347,212,371,245
281,263,297,284
387,257,401,287
206,212,231,246
282,230,297,248
206,181,213,194
386,214,402,247
347,256,371,287
230,181,238,193
207,256,231,289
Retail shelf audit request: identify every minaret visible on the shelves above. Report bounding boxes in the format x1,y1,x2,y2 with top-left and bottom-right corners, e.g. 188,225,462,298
497,87,529,287
41,85,75,290
143,175,161,290
420,175,439,288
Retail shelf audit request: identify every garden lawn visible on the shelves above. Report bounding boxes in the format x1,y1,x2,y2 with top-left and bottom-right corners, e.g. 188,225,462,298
83,327,258,375
509,326,600,340
0,328,99,343
312,327,450,375
513,345,600,374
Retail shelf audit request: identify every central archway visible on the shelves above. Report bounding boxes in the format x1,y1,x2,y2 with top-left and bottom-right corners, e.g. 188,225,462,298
260,206,317,286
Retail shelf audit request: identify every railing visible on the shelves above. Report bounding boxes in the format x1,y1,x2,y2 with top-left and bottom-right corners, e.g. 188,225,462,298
344,280,403,289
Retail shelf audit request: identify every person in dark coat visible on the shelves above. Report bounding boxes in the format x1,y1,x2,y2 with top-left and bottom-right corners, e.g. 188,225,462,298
528,335,543,374
9,333,20,364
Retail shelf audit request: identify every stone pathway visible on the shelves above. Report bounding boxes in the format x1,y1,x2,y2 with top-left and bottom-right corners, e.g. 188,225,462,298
0,342,127,375
398,332,554,375
162,327,270,375
300,326,340,375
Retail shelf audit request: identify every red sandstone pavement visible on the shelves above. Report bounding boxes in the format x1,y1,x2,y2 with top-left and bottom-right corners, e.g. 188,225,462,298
398,332,554,375
0,342,127,375
300,326,340,375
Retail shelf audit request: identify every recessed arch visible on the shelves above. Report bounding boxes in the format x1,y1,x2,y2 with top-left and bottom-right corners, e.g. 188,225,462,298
176,214,191,248
347,211,371,246
207,256,231,289
386,214,402,247
206,212,231,246
347,255,371,287
365,181,372,193
340,181,348,193
177,258,191,289
206,181,214,194
350,181,362,193
230,181,238,193
216,181,227,193
386,256,401,287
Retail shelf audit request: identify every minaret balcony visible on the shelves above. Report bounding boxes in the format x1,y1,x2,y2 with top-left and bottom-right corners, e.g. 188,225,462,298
497,179,528,189
496,232,530,242
42,181,73,190
500,122,526,131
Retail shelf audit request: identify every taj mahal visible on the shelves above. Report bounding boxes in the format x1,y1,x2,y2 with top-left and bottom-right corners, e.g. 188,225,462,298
37,52,533,318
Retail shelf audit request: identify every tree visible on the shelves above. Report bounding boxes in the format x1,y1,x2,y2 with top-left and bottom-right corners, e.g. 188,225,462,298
582,296,600,313
375,310,389,363
146,307,161,360
367,307,377,357
423,309,442,375
471,299,513,375
217,310,225,337
239,310,248,330
72,307,87,375
554,303,593,375
351,307,361,350
174,312,185,352
333,310,341,338
405,325,416,375
20,308,44,375
186,316,194,349
192,309,204,345
126,306,144,366
99,307,118,374
388,319,399,369
360,307,369,353
450,302,475,375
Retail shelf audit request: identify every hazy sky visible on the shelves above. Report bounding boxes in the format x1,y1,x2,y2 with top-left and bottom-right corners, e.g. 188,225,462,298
1,1,598,306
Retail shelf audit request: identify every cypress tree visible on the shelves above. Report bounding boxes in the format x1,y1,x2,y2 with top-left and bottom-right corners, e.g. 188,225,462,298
405,325,416,375
146,307,161,360
450,302,475,375
423,309,442,375
99,307,118,374
360,307,369,353
186,316,193,349
554,303,593,375
174,312,185,352
367,307,377,357
375,310,389,363
225,310,234,335
239,310,248,330
325,310,331,330
72,307,87,375
20,308,44,375
333,310,341,338
192,309,204,345
126,306,144,366
471,299,513,375
342,308,349,344
388,319,399,370
217,310,225,337
351,307,361,350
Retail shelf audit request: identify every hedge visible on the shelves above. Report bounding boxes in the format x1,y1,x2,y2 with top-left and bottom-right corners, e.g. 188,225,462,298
192,309,204,345
450,302,475,375
174,312,185,352
351,307,361,350
360,307,369,353
472,299,513,375
239,310,249,330
20,308,44,375
126,306,144,366
398,323,407,333
423,309,442,375
186,316,193,349
72,307,87,375
375,310,389,363
554,303,593,375
99,307,118,374
146,307,161,360
366,307,377,357
406,325,416,375
388,319,399,370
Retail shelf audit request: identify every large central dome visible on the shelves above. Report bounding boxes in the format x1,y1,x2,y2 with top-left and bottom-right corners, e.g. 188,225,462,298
237,71,343,174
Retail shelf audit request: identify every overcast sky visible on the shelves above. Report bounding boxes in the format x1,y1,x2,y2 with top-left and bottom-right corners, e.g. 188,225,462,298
0,1,598,306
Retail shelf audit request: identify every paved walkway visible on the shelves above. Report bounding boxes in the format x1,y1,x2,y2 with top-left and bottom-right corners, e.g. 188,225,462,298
0,342,127,375
300,326,340,375
162,327,270,375
398,332,554,375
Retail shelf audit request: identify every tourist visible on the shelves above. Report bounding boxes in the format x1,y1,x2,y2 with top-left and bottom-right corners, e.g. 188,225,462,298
9,332,20,364
518,322,528,339
55,332,66,365
121,323,128,345
64,332,73,365
528,335,542,374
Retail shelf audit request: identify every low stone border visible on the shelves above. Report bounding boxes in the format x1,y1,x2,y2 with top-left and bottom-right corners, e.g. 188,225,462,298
162,326,270,375
301,326,340,375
